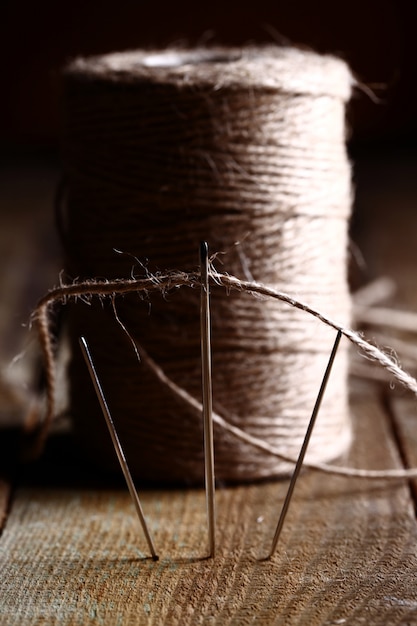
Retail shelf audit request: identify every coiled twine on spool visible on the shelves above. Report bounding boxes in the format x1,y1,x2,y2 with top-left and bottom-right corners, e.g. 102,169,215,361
62,46,353,484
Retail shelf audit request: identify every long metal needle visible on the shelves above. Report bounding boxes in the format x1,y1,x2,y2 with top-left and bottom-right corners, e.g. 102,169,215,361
268,329,342,558
200,241,216,558
79,336,159,561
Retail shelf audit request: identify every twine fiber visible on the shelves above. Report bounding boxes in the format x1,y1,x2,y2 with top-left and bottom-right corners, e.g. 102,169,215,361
61,46,354,484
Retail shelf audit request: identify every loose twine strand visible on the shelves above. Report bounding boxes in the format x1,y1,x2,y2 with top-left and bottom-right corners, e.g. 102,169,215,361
33,268,417,480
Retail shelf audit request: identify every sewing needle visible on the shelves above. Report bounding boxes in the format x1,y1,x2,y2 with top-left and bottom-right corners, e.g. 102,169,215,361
267,329,342,559
200,241,216,558
79,335,159,561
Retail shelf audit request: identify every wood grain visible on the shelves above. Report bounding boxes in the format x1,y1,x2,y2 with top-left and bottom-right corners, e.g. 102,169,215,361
0,387,416,625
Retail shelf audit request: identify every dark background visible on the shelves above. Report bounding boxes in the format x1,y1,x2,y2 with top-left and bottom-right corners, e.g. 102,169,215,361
1,0,417,152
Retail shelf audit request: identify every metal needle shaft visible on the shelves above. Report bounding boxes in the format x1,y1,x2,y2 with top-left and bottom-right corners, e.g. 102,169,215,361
268,329,342,558
200,241,216,558
79,336,158,561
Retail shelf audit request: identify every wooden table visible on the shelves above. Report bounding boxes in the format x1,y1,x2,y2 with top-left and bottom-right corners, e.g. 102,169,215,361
1,153,417,625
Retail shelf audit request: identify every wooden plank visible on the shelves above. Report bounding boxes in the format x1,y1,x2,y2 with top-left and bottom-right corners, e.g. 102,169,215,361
0,386,416,625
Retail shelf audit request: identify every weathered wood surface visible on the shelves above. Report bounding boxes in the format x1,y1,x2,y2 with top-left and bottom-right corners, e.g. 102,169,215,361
1,156,417,624
0,387,416,625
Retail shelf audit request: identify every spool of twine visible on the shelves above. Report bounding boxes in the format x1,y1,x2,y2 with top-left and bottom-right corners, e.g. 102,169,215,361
61,46,353,484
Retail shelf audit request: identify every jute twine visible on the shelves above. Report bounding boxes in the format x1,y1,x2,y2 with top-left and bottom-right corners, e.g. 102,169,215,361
56,46,355,484
35,271,417,481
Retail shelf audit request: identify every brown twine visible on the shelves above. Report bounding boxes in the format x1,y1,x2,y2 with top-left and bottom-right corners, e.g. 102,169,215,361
33,270,417,480
55,45,356,483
